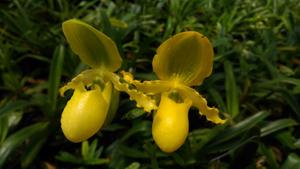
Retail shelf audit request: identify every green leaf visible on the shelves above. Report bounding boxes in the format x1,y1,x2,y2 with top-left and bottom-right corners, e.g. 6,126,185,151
209,111,270,145
122,108,145,120
62,19,122,71
259,144,279,169
0,118,8,143
208,88,226,112
207,134,257,157
281,153,300,169
80,140,106,165
81,141,89,161
85,158,109,165
0,100,29,119
260,118,298,137
119,145,148,158
293,139,300,148
0,122,49,168
125,162,140,169
55,152,83,164
188,125,224,152
48,44,64,113
21,135,48,169
277,89,300,120
224,61,239,118
275,131,297,149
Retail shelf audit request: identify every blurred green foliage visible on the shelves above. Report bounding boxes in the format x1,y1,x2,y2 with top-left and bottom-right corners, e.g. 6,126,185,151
0,0,300,168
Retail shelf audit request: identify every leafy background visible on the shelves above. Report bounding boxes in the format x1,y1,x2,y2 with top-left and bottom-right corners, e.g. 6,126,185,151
1,0,300,168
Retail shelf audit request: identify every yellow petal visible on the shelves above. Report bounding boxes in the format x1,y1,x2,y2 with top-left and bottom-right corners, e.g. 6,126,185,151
61,84,111,142
176,84,226,124
153,31,214,86
120,71,172,95
152,92,192,153
63,19,122,71
59,69,99,96
106,72,158,112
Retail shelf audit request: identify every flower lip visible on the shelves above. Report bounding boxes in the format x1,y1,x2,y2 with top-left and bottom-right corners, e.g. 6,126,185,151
60,82,112,143
152,92,192,153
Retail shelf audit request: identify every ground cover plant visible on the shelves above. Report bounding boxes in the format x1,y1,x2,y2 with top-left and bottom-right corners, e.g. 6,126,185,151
0,0,300,168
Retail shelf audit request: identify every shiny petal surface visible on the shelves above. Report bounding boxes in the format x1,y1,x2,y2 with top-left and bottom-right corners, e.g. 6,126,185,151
63,19,122,71
61,84,111,142
153,31,214,86
152,92,192,153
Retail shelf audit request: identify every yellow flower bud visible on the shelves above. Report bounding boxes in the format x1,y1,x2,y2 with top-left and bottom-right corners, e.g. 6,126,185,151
152,92,192,153
61,84,111,143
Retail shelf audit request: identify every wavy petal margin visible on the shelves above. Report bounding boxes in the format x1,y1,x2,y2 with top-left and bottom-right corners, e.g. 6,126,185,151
120,71,172,95
176,84,226,124
59,70,100,96
106,72,158,112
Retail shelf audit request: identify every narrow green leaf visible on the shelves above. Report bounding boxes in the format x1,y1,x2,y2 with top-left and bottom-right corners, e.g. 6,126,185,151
118,121,151,143
281,153,300,169
277,89,300,120
55,152,83,164
210,111,270,145
86,158,109,165
48,45,64,112
106,121,151,155
258,54,279,78
125,162,140,169
21,135,47,169
208,88,226,112
0,100,29,119
275,131,297,149
99,10,114,40
293,139,300,148
0,122,49,168
208,135,257,157
122,108,145,120
119,145,148,158
171,153,185,166
62,19,122,71
0,118,8,143
254,77,300,88
188,125,224,152
224,61,239,118
259,144,279,169
81,141,89,161
87,139,98,160
260,118,298,137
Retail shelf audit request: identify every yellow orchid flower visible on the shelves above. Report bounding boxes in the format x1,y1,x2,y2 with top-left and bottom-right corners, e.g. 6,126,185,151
122,31,225,152
60,19,156,142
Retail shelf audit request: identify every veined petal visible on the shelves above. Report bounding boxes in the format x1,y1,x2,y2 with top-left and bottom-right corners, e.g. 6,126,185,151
63,19,122,71
153,31,214,86
106,72,158,112
176,84,226,124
